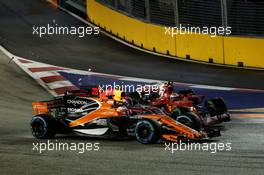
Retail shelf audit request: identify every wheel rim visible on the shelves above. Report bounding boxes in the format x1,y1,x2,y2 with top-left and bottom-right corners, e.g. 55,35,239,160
31,117,47,138
136,121,155,143
137,125,152,139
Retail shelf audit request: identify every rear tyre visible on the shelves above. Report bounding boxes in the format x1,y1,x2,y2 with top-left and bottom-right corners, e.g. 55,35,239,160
31,114,57,139
176,112,202,131
205,98,227,116
135,120,161,144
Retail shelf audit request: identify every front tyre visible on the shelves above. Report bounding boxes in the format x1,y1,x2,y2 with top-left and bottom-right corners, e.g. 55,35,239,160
31,114,57,139
135,120,161,144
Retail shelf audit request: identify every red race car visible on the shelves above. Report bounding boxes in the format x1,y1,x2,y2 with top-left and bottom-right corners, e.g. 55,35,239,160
127,82,231,130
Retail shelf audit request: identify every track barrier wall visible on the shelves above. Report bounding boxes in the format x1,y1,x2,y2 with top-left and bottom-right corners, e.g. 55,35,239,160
86,0,264,69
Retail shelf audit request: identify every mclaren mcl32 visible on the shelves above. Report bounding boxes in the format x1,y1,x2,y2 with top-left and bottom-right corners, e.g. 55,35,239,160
30,91,220,144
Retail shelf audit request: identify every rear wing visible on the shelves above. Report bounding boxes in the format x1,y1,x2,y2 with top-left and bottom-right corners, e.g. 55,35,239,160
32,92,100,116
32,98,64,115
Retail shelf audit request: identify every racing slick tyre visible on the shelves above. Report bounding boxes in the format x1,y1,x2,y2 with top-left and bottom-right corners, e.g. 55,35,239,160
128,92,141,105
176,112,202,131
171,107,192,119
31,114,57,139
135,120,161,144
205,98,227,116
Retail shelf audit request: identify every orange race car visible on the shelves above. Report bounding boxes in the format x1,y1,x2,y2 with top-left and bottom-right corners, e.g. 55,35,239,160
30,90,220,144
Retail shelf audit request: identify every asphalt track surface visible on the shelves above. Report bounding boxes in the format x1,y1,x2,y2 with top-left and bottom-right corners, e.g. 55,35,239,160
0,1,264,175
1,0,264,90
1,52,264,175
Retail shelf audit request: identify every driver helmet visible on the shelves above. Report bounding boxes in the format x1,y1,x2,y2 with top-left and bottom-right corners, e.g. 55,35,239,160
170,93,180,101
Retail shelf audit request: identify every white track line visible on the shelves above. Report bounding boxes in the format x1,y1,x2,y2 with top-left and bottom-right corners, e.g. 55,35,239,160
191,85,235,91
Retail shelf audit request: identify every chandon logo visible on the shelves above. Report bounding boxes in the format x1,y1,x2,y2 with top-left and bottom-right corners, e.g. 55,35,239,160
67,99,88,106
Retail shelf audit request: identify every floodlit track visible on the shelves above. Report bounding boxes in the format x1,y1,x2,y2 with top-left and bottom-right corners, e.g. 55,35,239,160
1,52,264,175
0,1,264,175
